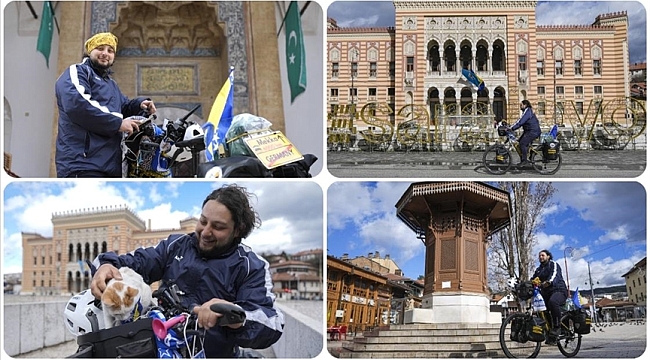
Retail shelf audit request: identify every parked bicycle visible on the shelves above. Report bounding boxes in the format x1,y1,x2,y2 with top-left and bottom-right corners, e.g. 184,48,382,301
483,122,562,175
499,279,592,358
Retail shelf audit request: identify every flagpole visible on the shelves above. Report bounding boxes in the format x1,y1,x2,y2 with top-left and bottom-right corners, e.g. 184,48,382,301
276,1,311,38
49,1,60,35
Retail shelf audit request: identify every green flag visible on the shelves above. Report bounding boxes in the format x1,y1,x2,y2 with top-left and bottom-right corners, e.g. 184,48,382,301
285,1,306,103
36,1,54,68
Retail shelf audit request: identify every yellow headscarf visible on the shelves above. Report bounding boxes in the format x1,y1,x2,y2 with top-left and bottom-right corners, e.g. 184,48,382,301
84,32,118,54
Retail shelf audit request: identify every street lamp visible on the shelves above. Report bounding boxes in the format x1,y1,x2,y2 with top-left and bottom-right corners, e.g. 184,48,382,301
564,246,575,296
350,49,359,121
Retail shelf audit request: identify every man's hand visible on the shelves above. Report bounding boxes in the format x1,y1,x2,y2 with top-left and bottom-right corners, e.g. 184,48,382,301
90,264,122,299
193,298,244,330
542,280,551,288
140,100,157,114
120,117,142,135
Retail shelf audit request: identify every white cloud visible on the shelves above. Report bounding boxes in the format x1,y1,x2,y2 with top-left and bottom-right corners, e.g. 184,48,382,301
534,232,565,254
137,203,191,231
2,229,23,274
337,15,380,28
357,213,422,266
246,217,296,253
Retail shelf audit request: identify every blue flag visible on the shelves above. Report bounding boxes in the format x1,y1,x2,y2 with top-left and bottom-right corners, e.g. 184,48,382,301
461,68,485,91
203,67,234,162
572,288,583,309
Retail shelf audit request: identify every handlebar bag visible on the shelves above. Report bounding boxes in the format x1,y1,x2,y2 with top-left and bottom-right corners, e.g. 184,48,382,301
517,281,534,301
74,318,157,358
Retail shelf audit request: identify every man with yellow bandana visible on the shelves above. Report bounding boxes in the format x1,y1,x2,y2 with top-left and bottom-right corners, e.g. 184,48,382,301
55,32,157,177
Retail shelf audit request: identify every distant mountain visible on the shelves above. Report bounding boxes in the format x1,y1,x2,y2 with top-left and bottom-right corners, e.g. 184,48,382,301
574,284,627,297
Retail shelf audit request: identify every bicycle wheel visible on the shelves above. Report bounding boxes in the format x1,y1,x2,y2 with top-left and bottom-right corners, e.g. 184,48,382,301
557,313,582,357
483,144,512,175
531,151,562,175
500,313,542,358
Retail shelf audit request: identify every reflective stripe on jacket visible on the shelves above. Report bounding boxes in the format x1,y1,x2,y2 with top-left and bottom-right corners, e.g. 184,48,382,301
55,57,145,177
97,233,284,358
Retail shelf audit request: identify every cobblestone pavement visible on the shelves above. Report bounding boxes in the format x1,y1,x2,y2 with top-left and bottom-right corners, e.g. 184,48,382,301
326,321,646,358
327,150,647,178
536,321,646,358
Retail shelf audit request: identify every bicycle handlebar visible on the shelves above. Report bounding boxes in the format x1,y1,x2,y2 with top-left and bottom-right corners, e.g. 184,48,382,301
209,303,247,326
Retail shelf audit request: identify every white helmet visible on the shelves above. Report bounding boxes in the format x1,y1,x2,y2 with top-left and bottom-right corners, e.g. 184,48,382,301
164,123,205,163
507,278,518,289
64,289,105,336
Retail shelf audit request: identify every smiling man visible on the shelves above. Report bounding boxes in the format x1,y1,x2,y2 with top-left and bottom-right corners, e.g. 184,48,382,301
54,32,157,178
90,184,284,358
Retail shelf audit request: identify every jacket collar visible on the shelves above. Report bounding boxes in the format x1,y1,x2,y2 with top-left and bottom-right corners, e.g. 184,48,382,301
83,57,113,79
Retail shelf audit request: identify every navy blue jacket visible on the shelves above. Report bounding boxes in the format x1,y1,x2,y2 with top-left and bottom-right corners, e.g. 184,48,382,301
97,233,284,357
531,260,567,297
510,107,541,135
55,57,147,177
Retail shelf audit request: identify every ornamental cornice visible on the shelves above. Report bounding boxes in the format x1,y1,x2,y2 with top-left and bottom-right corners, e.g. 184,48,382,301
393,0,537,10
52,207,146,229
536,29,616,38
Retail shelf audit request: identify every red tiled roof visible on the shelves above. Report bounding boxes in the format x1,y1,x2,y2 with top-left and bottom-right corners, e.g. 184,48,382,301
630,62,646,71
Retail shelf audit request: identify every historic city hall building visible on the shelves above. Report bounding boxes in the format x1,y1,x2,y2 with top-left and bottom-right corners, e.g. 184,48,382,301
21,206,197,295
327,1,637,149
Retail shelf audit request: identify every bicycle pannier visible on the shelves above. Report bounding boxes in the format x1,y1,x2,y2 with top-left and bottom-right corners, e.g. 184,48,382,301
542,140,559,160
496,145,509,163
526,317,546,342
573,309,592,334
510,316,527,343
71,318,157,358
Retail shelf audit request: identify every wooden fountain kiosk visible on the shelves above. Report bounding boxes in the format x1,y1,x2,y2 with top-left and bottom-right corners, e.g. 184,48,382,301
395,181,511,324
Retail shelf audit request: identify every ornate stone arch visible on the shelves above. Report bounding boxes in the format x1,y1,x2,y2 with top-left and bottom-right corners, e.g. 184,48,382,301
386,46,394,62
591,45,602,60
403,40,416,56
572,45,583,60
536,46,545,60
554,46,564,60
516,39,528,54
329,47,340,62
90,1,248,113
367,47,379,62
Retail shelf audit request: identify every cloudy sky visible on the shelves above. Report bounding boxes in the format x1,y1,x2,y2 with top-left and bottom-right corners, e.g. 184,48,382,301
2,181,323,274
327,0,647,64
328,182,646,290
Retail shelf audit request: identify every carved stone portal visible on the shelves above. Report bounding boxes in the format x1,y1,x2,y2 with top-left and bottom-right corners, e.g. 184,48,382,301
110,2,222,56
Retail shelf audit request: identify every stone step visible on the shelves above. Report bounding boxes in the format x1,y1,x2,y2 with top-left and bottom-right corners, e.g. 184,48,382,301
343,342,502,352
387,323,502,331
335,323,507,358
338,350,503,358
354,334,500,344
362,328,501,337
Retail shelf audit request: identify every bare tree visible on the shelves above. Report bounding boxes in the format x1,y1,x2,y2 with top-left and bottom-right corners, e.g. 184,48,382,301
488,182,556,290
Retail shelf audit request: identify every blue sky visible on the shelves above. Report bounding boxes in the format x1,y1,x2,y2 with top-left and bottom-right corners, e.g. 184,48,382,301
327,1,647,64
327,182,646,290
2,181,323,274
